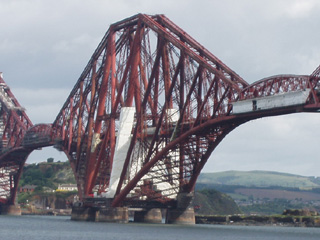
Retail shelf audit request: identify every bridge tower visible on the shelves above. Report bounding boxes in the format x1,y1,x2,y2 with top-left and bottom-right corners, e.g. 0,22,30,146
1,14,320,223
0,73,33,215
51,14,320,223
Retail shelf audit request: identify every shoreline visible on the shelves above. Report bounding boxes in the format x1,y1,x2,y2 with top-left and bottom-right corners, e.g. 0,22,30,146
196,215,320,227
21,208,72,216
17,211,320,227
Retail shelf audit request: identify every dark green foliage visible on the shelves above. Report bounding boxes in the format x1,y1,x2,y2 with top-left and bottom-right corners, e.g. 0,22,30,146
21,168,51,188
194,188,241,215
44,167,54,178
34,185,43,192
19,161,75,190
18,161,77,206
18,192,32,204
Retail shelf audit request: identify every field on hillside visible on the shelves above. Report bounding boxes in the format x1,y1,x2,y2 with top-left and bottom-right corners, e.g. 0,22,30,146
196,170,320,215
198,170,320,188
234,188,320,201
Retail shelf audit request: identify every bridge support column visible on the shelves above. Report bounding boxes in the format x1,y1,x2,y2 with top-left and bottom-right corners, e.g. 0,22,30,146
71,206,98,221
134,208,162,223
0,204,21,216
166,207,195,224
71,206,128,223
97,207,128,223
166,192,195,224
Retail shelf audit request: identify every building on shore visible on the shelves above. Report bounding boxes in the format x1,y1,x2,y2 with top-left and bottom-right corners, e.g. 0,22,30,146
57,184,78,192
20,184,36,193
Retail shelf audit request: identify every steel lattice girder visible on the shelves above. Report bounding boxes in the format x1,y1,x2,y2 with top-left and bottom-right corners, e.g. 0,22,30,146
0,148,30,205
50,14,320,207
0,75,33,150
0,75,33,205
0,14,320,208
51,14,250,203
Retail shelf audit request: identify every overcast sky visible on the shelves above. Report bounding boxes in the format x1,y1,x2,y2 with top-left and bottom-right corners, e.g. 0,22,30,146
1,0,320,176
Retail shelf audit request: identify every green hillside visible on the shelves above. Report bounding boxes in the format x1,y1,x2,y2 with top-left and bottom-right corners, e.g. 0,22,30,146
18,161,77,211
19,161,75,190
198,171,320,189
194,189,241,215
18,162,241,215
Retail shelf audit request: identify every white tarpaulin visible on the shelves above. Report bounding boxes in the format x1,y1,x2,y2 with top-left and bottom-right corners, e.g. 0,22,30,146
105,107,135,198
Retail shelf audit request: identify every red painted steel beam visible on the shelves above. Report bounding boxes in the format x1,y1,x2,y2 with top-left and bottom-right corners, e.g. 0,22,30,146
138,14,245,92
157,15,248,88
111,115,237,207
48,14,320,206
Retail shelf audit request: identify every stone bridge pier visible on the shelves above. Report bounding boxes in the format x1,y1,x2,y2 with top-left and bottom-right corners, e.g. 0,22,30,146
71,192,196,224
0,204,21,215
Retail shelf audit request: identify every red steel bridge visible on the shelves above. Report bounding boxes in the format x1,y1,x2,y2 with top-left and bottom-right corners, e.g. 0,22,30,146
1,14,320,217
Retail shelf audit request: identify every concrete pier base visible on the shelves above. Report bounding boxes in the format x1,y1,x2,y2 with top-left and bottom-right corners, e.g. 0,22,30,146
97,207,128,223
71,206,98,221
71,206,128,223
166,207,195,224
134,208,162,223
0,204,21,216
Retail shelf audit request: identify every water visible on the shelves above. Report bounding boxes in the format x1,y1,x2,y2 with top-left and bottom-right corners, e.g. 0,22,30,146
1,215,320,240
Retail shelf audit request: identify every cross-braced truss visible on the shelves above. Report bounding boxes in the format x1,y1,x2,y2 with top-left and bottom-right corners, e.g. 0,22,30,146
0,74,33,204
51,14,320,207
1,14,320,208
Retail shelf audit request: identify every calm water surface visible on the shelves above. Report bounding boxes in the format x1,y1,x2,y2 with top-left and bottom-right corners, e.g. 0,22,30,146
1,215,320,240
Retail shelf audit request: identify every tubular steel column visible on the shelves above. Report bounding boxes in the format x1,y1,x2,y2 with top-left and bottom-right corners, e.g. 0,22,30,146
49,14,320,224
0,74,33,214
52,14,248,208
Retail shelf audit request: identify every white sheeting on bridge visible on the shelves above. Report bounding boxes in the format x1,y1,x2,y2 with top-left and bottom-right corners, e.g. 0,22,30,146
0,78,25,111
0,86,15,110
102,107,180,199
232,89,311,114
105,107,135,198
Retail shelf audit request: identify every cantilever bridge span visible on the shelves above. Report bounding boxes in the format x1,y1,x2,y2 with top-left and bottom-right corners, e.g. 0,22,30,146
1,14,320,221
